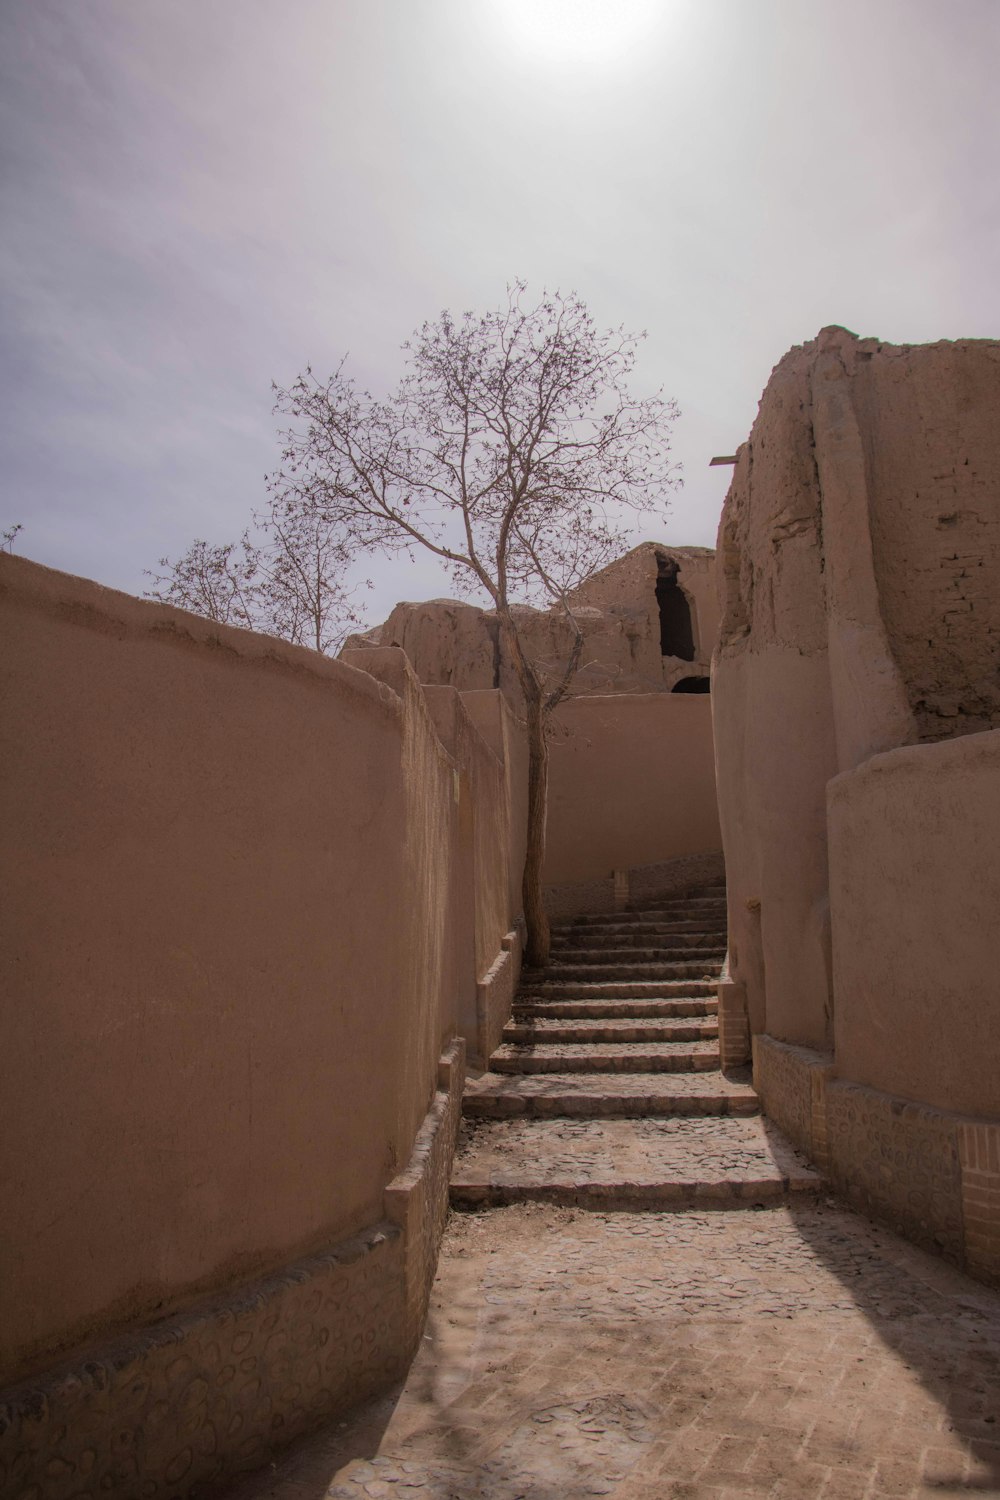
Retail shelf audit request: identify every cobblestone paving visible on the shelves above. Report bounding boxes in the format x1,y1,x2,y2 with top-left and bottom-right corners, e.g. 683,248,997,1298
463,1069,760,1119
451,1116,820,1203
223,1201,1000,1500
489,1040,721,1073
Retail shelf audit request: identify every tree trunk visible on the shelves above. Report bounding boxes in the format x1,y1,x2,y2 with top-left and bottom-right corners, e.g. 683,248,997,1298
522,692,551,968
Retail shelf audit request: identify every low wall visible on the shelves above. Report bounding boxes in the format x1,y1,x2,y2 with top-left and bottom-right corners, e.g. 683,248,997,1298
1,555,522,1490
544,694,721,890
828,731,1000,1119
1,1040,466,1500
754,1035,1000,1285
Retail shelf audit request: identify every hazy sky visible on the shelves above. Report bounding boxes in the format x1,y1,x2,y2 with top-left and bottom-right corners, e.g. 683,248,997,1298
2,0,998,621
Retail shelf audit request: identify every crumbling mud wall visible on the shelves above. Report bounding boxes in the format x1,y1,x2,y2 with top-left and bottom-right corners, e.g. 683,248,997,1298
342,542,719,703
714,327,1000,1282
858,340,1000,739
0,554,524,1496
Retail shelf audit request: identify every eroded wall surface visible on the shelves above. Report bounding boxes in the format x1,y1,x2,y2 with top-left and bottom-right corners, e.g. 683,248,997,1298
0,554,523,1488
714,327,1000,1280
715,326,1000,1052
342,542,719,703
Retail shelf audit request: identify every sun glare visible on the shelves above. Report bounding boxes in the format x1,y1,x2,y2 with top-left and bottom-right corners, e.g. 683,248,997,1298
491,0,665,69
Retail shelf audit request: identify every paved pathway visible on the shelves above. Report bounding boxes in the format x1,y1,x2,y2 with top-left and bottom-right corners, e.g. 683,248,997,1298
225,1199,1000,1500
222,883,1000,1498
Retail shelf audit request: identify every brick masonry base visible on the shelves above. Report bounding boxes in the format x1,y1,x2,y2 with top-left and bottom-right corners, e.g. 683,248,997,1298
753,1033,1000,1284
0,1038,466,1500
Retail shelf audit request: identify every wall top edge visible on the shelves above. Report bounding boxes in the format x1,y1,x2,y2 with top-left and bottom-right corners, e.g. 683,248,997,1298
827,727,1000,798
1,551,402,716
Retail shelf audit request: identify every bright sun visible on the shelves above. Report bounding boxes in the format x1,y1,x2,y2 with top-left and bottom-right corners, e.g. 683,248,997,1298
492,0,665,68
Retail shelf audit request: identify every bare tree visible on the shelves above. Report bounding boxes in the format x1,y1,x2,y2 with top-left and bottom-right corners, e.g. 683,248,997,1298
2,523,23,554
144,500,365,654
272,283,679,965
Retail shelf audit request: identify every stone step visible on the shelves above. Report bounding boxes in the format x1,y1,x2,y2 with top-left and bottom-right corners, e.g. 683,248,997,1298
520,979,718,1000
550,946,728,966
514,996,718,1020
450,1115,820,1209
489,1040,721,1074
524,960,724,984
551,929,726,950
503,1017,719,1045
462,1070,759,1120
569,899,727,926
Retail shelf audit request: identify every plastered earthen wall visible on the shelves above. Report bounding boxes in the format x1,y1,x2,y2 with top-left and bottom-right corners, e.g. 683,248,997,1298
0,555,521,1392
544,694,721,888
715,326,1000,1054
715,328,1000,1278
828,732,1000,1118
346,543,724,899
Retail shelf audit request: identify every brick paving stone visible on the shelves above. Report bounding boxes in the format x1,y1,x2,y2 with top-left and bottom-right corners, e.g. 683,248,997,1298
222,1201,1000,1500
215,882,1000,1500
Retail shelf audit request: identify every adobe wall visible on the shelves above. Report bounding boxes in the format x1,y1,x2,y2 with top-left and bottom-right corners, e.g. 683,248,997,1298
828,732,1000,1119
0,555,523,1492
543,694,721,889
714,327,1000,1281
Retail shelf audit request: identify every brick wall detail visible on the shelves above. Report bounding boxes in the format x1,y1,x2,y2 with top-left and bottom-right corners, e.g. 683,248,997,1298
958,1121,1000,1280
825,1080,964,1260
0,1040,466,1500
718,981,751,1071
752,1035,834,1161
754,1033,999,1282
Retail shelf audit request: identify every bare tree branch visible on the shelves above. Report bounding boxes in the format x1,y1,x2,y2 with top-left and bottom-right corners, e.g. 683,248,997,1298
270,284,680,963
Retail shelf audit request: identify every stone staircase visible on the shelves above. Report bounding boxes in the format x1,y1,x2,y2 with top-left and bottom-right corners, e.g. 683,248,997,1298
451,878,820,1209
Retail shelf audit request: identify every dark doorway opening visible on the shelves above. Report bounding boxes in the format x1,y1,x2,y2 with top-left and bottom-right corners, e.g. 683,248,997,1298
671,675,711,694
655,554,695,660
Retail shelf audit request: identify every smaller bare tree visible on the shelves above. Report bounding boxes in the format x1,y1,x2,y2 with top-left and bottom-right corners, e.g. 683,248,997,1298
145,499,365,654
2,523,23,554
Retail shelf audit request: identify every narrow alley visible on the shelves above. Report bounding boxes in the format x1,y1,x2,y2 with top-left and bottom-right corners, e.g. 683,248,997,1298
226,883,1000,1500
